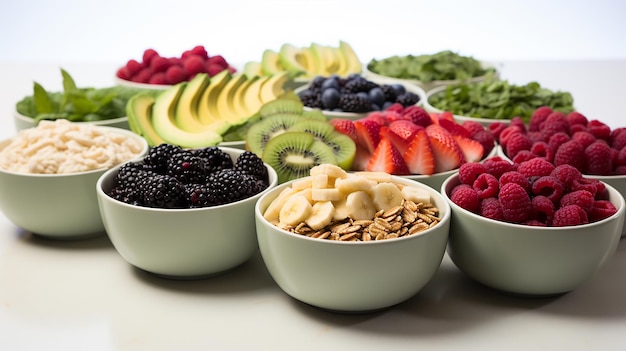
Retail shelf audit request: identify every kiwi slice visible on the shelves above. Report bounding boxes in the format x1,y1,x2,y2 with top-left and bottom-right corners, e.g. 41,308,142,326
246,114,301,156
262,132,337,184
259,98,303,117
301,108,327,121
287,119,356,170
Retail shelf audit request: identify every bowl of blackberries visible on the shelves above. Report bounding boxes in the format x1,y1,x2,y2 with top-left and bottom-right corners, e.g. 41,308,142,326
296,74,426,121
96,144,278,278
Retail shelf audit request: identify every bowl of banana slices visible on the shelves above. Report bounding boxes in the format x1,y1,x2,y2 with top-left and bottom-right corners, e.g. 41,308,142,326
254,164,451,312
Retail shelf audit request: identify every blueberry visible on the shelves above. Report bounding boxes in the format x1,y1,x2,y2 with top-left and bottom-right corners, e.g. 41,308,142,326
321,77,339,91
368,87,385,106
391,84,406,96
321,88,340,109
356,91,369,101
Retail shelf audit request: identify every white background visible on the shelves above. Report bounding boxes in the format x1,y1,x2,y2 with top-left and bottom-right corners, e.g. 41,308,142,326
1,0,625,64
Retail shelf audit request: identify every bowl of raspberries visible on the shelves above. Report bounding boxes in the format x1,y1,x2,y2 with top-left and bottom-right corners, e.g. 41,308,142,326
296,74,426,121
96,144,277,279
441,156,624,296
495,106,626,236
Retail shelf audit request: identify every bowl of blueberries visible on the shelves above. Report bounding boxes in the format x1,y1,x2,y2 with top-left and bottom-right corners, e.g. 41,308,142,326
296,74,426,121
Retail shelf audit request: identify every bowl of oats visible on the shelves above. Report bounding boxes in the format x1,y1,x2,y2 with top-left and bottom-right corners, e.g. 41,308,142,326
0,120,148,239
96,144,278,279
254,164,451,312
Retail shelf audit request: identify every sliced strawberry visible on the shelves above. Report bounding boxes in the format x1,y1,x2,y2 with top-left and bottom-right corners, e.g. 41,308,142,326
438,118,472,138
363,111,386,125
381,110,408,124
380,126,411,155
329,118,357,143
354,118,381,154
351,146,371,171
452,134,484,163
388,120,421,142
429,113,440,125
402,105,432,127
439,111,455,122
384,103,404,114
426,124,465,173
366,138,410,175
404,128,435,175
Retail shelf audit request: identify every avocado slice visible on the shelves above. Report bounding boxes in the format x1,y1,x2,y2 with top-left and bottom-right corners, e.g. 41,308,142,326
126,92,165,146
339,41,362,75
174,73,210,132
278,43,307,75
311,43,339,75
152,83,224,148
215,73,247,124
197,70,231,125
261,49,283,75
259,72,290,104
243,61,263,78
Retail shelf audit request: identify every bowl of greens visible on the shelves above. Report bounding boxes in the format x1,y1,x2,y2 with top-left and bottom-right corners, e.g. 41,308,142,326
423,79,576,126
14,68,149,131
364,51,499,92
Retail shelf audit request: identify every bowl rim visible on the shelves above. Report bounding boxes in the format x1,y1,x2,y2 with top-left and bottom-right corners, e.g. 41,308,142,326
0,126,148,177
441,172,626,231
14,107,130,126
96,146,278,212
114,76,172,90
424,85,512,125
255,174,451,246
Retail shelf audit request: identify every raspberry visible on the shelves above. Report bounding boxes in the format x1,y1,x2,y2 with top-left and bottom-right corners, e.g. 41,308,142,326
517,157,555,178
458,162,487,185
589,200,618,222
182,55,206,76
587,120,611,141
142,48,160,65
149,56,170,73
499,171,531,192
402,105,432,127
615,165,626,175
529,141,554,162
505,131,533,159
569,124,587,135
206,63,225,77
527,131,546,143
207,55,228,69
560,190,595,214
540,111,569,136
529,106,553,132
473,173,499,199
165,65,188,84
133,67,152,83
461,120,485,136
530,195,555,225
479,197,504,221
524,219,548,227
190,45,209,59
148,72,167,85
566,111,588,126
547,132,571,152
510,116,527,133
554,140,585,172
488,122,507,140
499,182,532,223
571,131,596,149
472,130,495,156
550,164,582,191
617,146,626,167
511,150,537,164
384,103,405,114
498,125,523,148
483,156,515,178
125,59,144,76
531,176,564,203
450,184,481,212
610,128,626,150
116,67,131,80
584,141,613,175
571,177,603,197
552,205,589,227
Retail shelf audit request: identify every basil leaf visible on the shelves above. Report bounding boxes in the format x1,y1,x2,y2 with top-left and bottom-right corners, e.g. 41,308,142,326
33,82,54,114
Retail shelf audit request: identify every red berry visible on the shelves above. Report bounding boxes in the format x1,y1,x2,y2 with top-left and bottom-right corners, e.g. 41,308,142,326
571,177,603,197
132,67,152,83
498,125,523,148
505,132,533,159
552,205,588,227
381,111,407,124
450,184,481,213
499,182,532,223
517,157,555,178
458,162,488,185
461,120,485,136
529,106,553,132
530,195,555,225
585,141,613,175
499,171,531,192
388,120,421,141
531,176,564,203
488,122,507,140
402,105,432,127
148,72,167,85
511,150,537,164
206,63,225,77
426,124,465,173
554,140,586,172
480,197,504,221
509,116,527,133
589,200,618,222
149,56,171,73
165,65,188,84
207,55,228,69
329,118,357,143
125,59,144,76
116,66,131,80
354,118,382,154
472,130,495,157
403,127,435,175
190,45,209,59
610,128,626,150
529,141,554,162
547,132,571,152
587,120,611,141
439,118,472,138
483,156,516,178
366,138,410,175
540,111,569,136
560,190,595,214
142,48,159,65
550,164,582,191
616,145,626,167
182,55,206,76
571,131,596,149
380,126,411,156
473,173,499,199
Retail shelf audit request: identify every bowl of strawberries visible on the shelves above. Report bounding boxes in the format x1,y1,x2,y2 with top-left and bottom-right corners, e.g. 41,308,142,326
329,104,497,192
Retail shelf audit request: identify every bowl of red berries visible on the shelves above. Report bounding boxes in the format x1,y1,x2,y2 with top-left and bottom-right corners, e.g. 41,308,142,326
442,156,624,296
96,144,277,279
495,106,626,237
115,46,236,89
297,74,426,121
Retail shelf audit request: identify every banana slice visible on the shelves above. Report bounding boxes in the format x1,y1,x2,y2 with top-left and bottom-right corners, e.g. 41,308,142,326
310,164,348,180
293,188,313,203
279,194,313,227
263,187,297,222
401,186,432,205
346,190,377,221
354,171,393,183
372,182,404,212
311,173,329,189
291,178,313,191
335,174,375,195
305,201,335,230
332,198,350,221
312,188,341,202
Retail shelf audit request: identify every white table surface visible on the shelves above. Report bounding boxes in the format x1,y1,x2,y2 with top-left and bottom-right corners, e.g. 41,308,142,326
0,61,625,351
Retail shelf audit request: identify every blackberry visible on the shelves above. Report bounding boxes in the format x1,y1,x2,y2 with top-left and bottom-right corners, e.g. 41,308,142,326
381,84,397,102
396,92,420,107
138,174,186,208
342,76,373,94
309,76,326,90
184,184,214,208
234,151,269,183
298,89,323,109
108,186,141,205
206,169,267,205
338,93,371,113
144,144,183,172
166,151,207,184
192,146,233,173
115,162,154,189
